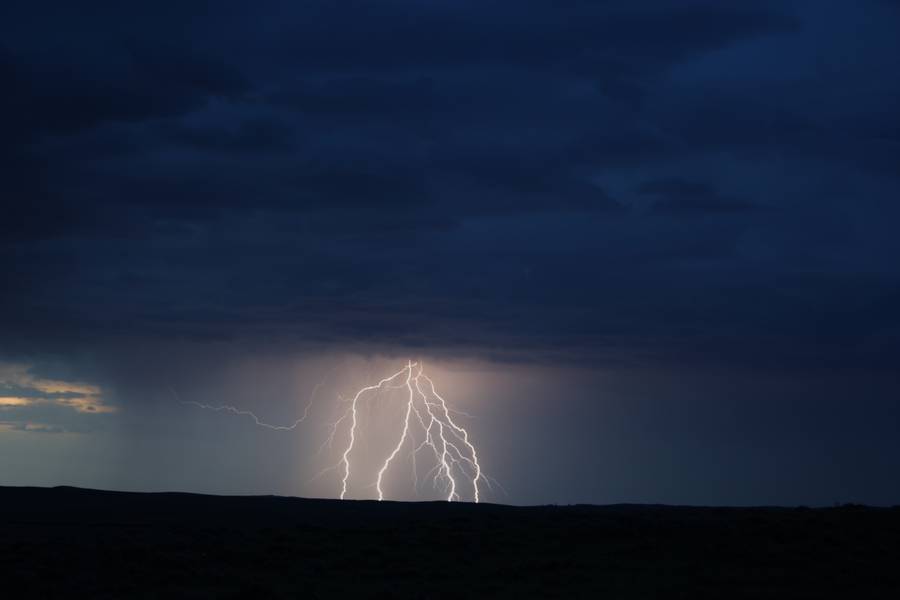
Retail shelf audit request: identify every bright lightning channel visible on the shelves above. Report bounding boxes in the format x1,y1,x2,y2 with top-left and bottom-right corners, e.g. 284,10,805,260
184,361,488,503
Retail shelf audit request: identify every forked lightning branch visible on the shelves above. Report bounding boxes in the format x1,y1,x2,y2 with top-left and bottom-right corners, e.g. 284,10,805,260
184,361,488,503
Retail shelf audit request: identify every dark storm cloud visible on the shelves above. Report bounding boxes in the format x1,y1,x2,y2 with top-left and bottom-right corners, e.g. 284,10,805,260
637,178,759,215
2,0,899,371
0,40,247,140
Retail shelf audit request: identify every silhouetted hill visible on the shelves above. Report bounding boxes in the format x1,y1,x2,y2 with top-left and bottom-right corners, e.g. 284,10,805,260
2,486,899,598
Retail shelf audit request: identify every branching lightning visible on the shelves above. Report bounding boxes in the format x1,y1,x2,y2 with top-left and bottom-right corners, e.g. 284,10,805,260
176,382,319,431
183,361,489,502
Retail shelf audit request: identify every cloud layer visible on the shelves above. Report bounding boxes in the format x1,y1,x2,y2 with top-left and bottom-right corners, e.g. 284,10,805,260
3,0,900,371
0,362,113,433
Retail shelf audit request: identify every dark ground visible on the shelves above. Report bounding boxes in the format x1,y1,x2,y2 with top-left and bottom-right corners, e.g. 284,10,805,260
2,486,899,598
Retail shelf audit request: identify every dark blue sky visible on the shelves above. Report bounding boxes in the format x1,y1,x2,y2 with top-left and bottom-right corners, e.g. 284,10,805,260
1,0,899,505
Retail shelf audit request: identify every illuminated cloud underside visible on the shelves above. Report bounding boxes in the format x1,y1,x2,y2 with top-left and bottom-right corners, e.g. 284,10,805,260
0,363,114,432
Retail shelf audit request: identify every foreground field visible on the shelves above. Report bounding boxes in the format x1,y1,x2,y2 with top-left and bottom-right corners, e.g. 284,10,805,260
2,486,899,598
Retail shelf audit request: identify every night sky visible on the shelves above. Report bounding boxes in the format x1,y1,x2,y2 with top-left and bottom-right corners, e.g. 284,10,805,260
2,0,899,506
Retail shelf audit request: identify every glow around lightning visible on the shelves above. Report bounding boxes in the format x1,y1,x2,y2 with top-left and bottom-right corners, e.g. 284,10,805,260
337,360,484,502
185,361,487,503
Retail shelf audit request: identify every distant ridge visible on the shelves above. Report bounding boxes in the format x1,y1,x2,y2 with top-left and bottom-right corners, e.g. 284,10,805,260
4,485,899,597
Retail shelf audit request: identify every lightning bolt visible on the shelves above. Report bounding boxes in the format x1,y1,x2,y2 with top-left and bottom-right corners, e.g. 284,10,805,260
338,361,484,502
338,363,412,500
374,361,416,501
177,381,320,431
183,361,489,503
